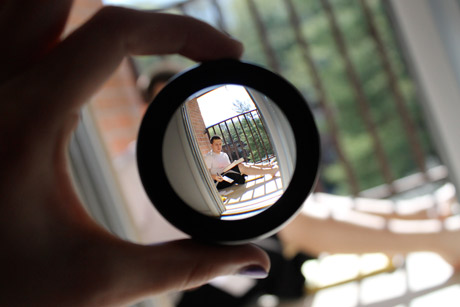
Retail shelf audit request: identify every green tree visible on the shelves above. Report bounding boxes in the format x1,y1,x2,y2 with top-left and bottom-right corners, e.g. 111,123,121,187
228,0,438,195
129,0,438,195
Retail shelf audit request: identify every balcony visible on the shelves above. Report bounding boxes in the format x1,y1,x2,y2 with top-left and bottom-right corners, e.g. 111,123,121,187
96,0,460,306
127,0,449,200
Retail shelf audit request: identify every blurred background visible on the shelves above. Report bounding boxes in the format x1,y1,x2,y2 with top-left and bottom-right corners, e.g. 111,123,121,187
82,0,446,198
66,0,460,306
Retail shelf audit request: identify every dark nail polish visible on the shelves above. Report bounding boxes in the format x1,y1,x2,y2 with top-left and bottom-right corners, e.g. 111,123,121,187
238,265,268,279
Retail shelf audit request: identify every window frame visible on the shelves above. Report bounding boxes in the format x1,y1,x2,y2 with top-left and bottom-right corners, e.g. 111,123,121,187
390,0,460,193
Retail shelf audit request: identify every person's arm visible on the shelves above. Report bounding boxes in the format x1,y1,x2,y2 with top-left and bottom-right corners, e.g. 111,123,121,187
0,3,269,306
212,173,224,182
223,152,231,165
204,153,224,181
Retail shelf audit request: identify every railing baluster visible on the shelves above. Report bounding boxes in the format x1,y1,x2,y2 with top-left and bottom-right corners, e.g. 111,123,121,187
217,123,230,157
169,0,437,197
246,112,262,162
255,108,275,162
206,110,276,163
320,0,395,194
283,0,360,195
246,0,282,73
248,110,270,162
211,126,217,139
236,114,256,162
224,120,239,160
231,117,245,160
358,0,428,178
244,112,264,163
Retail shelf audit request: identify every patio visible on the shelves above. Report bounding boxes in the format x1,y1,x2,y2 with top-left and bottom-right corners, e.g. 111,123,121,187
279,251,460,307
219,173,284,220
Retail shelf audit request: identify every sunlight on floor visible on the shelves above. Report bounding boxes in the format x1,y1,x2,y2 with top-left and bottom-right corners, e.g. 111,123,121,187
285,252,460,307
219,175,284,220
302,253,394,292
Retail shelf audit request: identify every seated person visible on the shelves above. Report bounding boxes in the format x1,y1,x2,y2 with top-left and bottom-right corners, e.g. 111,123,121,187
204,136,278,189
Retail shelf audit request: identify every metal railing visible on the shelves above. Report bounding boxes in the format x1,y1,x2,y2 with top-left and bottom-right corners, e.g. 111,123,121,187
130,0,447,198
206,109,275,164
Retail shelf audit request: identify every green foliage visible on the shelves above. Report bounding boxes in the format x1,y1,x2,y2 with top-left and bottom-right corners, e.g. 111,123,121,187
129,0,439,196
208,112,274,163
232,99,252,113
228,0,438,195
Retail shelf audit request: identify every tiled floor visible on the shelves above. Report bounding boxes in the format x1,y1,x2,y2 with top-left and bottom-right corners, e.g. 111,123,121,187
220,174,283,219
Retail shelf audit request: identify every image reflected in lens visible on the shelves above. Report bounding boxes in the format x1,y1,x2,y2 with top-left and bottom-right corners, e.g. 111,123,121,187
162,85,296,220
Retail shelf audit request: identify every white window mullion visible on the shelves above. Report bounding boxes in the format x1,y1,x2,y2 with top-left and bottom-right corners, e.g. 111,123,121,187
390,0,460,192
68,105,175,307
68,106,138,241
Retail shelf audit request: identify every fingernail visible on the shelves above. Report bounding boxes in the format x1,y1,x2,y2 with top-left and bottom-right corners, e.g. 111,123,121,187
222,30,234,38
237,265,268,279
222,30,242,44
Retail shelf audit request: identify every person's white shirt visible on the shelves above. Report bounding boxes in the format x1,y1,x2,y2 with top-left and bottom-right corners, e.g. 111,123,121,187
204,150,231,175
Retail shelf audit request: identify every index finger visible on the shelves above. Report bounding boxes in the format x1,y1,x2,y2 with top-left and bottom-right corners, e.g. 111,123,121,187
12,6,243,121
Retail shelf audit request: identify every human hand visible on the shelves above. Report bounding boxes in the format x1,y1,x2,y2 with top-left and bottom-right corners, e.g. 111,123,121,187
0,2,269,306
213,174,224,182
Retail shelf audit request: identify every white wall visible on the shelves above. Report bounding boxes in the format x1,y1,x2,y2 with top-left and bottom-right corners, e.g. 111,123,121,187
163,107,223,217
390,0,460,192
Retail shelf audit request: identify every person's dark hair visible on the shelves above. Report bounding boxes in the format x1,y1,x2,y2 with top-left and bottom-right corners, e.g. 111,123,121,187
210,136,222,144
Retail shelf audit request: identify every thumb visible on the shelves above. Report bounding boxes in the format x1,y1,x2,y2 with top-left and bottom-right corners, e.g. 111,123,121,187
111,239,270,305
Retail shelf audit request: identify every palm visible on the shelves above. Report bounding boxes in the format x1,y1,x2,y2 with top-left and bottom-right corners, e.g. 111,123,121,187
0,2,268,306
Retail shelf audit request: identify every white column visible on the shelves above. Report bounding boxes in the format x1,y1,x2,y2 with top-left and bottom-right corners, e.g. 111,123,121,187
390,0,460,192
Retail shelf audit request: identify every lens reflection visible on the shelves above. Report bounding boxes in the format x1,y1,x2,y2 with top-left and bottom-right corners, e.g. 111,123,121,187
163,85,295,220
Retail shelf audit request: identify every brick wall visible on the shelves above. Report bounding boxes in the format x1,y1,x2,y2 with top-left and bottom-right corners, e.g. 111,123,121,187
186,98,212,156
67,1,217,159
67,0,144,159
